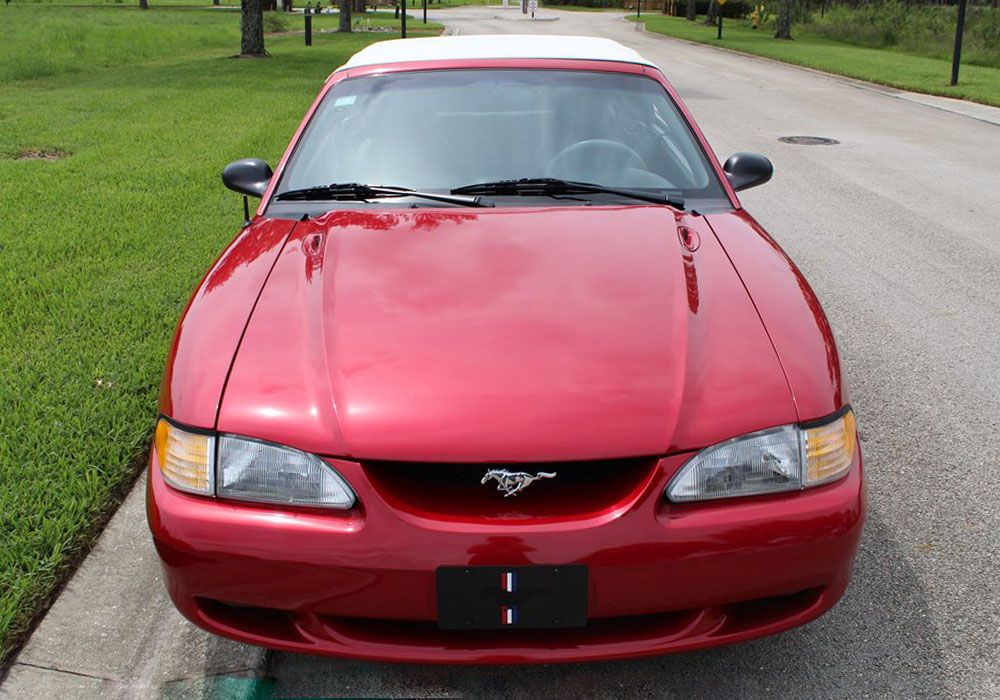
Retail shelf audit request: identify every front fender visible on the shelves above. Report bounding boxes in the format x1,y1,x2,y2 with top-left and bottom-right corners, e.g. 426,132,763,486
706,211,847,421
158,217,297,428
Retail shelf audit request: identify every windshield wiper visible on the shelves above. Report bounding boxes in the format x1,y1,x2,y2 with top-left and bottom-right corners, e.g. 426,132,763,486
275,183,493,208
451,178,685,208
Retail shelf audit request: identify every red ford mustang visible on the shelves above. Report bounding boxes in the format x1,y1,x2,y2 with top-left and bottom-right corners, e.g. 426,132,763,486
147,35,865,664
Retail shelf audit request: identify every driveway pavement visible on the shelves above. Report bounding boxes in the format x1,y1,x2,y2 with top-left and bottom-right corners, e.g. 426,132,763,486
3,8,998,699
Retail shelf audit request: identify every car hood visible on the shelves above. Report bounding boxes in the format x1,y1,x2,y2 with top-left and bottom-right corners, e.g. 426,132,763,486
217,207,796,461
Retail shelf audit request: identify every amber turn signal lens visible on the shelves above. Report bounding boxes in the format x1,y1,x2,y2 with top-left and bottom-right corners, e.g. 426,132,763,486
804,410,856,486
154,418,215,496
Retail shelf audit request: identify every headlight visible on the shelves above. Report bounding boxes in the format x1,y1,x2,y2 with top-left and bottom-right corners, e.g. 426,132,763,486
666,408,857,503
217,435,355,509
153,418,356,509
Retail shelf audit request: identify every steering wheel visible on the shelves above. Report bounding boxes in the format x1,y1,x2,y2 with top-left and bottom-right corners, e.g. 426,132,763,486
547,139,647,180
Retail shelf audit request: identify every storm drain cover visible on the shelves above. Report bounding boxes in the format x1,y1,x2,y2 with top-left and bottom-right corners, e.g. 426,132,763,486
778,136,840,146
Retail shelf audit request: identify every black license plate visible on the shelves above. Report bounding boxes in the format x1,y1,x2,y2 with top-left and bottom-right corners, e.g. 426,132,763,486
436,565,588,630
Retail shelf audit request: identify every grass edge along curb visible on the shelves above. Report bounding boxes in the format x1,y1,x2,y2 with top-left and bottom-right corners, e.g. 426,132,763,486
0,454,148,682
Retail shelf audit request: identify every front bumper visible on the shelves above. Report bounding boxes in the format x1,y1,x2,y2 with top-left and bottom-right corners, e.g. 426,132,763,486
147,448,865,664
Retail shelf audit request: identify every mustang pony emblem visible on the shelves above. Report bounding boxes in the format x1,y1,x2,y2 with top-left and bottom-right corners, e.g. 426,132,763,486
481,469,557,497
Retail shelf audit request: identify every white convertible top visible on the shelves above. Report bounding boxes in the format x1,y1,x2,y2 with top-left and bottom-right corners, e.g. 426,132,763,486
337,34,658,72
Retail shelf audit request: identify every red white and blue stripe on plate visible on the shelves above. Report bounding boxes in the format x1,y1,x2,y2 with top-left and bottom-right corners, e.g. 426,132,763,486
501,572,518,625
501,605,518,625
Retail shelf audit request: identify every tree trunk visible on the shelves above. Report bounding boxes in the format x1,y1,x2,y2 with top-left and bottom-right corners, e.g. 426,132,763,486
703,0,718,24
139,0,148,8
339,0,352,30
354,0,365,13
685,0,696,20
241,0,267,56
774,0,793,38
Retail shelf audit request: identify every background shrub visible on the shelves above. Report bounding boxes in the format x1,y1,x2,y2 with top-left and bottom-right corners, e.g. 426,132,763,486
263,10,290,32
812,3,1000,69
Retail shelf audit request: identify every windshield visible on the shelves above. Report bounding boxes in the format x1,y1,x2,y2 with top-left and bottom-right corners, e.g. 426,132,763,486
276,69,727,203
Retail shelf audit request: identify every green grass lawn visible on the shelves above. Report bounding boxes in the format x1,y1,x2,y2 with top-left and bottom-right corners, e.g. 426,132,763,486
0,5,440,667
632,14,1000,108
0,6,433,81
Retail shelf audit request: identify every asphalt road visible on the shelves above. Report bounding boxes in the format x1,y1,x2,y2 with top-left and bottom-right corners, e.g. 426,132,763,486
268,8,1000,699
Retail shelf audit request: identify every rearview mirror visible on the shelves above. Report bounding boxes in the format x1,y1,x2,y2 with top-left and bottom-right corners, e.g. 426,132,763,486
723,152,773,192
221,158,273,198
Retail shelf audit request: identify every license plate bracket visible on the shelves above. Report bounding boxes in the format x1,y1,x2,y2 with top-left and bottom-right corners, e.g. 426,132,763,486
436,565,588,630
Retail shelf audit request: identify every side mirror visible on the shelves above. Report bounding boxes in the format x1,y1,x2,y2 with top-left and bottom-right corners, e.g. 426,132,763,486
723,152,773,192
221,158,273,198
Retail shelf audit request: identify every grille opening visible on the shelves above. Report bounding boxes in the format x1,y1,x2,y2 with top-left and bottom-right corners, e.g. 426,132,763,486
319,607,702,644
364,457,660,520
313,587,825,644
195,598,304,644
718,587,823,635
193,587,826,654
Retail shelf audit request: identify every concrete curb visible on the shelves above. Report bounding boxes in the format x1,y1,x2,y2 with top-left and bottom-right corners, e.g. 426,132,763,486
627,16,1000,127
0,474,273,700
